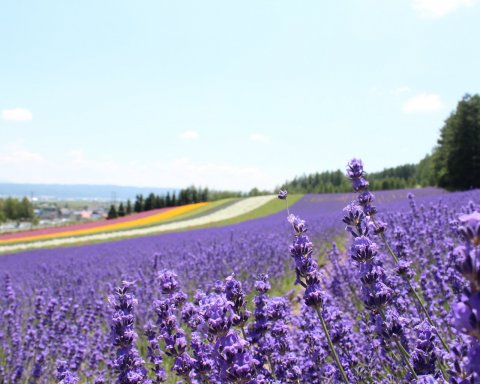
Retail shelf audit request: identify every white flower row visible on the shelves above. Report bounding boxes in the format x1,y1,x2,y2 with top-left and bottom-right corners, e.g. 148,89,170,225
0,195,277,253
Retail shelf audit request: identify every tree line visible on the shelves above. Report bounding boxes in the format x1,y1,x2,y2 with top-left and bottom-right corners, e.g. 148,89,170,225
281,94,480,193
0,197,35,223
106,186,270,219
279,158,436,194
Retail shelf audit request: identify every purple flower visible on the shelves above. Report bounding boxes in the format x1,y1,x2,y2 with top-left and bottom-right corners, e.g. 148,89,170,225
452,293,480,339
266,297,290,320
109,281,148,384
378,313,405,341
411,321,438,377
346,158,365,179
453,244,480,293
290,235,313,259
225,274,251,327
254,274,271,294
190,332,214,377
395,260,414,279
467,341,480,376
277,190,288,200
342,202,368,237
215,331,259,383
458,211,480,246
171,352,196,380
304,282,325,308
350,236,378,263
200,293,235,336
156,270,179,295
55,360,79,384
287,214,308,234
363,282,392,310
358,191,375,206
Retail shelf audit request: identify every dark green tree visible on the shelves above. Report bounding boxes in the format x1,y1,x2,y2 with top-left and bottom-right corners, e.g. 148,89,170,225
433,94,480,190
134,194,144,213
3,198,19,220
0,197,35,222
19,197,34,220
118,202,126,217
107,204,118,219
157,195,166,208
126,199,132,215
144,193,155,211
200,187,209,202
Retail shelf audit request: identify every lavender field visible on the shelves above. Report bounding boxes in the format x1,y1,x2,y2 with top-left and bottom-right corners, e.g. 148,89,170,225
1,164,480,383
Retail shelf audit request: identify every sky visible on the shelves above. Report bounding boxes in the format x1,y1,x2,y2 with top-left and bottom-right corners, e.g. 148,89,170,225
1,0,479,191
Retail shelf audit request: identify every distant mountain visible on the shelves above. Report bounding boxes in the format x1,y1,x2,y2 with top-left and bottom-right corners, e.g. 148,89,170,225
0,183,177,201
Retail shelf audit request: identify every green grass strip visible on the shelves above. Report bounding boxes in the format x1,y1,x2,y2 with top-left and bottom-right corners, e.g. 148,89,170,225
189,194,303,229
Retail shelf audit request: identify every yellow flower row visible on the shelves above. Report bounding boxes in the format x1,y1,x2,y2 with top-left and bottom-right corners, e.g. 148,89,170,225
0,202,208,245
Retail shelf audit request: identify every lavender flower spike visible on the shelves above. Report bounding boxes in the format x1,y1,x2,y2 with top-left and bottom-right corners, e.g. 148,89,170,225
109,280,148,384
277,190,288,200
458,211,480,247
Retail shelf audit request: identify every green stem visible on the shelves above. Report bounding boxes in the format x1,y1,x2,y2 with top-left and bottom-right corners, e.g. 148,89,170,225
438,359,449,381
267,355,276,380
379,232,398,263
394,340,418,380
407,281,450,352
240,326,247,340
314,306,350,384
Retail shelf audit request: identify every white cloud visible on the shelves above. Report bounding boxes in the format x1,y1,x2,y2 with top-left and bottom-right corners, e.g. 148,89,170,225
1,108,33,122
391,86,411,96
412,0,477,18
179,130,199,140
402,93,443,113
249,133,270,144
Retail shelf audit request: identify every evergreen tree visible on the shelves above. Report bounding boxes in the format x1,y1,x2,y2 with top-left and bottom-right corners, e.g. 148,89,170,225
178,189,186,205
433,94,480,190
107,204,118,220
155,194,165,209
134,194,144,213
126,199,132,215
118,202,126,217
144,193,155,211
201,187,209,202
191,186,198,203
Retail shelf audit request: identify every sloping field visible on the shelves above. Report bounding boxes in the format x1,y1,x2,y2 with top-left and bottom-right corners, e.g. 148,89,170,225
0,202,208,244
3,188,480,383
0,195,277,253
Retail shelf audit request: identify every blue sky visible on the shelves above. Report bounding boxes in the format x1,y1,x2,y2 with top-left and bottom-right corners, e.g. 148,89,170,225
1,0,479,190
